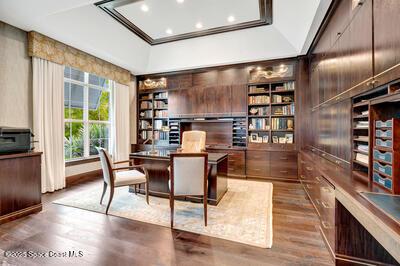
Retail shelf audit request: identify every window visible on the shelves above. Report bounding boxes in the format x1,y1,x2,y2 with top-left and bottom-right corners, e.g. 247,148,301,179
64,66,113,161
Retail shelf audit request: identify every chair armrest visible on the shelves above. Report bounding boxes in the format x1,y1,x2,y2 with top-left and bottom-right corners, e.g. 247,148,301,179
113,159,133,164
112,165,145,171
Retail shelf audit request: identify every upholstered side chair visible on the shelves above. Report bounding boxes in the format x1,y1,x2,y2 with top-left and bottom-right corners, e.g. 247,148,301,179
97,147,149,214
169,152,209,228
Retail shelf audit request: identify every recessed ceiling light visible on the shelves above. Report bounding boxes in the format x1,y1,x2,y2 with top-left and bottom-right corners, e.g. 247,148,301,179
177,0,184,3
227,15,235,23
166,28,173,35
141,4,149,12
195,22,203,29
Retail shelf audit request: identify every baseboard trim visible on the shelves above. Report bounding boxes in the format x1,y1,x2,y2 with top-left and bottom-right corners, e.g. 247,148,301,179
66,169,103,187
335,254,385,266
0,204,42,225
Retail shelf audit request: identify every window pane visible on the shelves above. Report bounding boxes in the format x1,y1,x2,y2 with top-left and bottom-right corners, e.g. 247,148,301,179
70,83,84,120
64,123,71,160
65,122,84,160
89,74,107,88
89,89,110,121
70,68,85,82
89,123,110,155
64,66,71,79
64,82,71,119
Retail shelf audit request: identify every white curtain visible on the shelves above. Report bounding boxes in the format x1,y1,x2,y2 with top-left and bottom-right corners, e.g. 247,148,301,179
111,82,130,161
32,57,65,193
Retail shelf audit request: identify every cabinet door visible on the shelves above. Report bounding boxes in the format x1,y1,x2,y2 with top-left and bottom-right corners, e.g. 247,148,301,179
206,85,231,116
189,86,206,116
348,0,373,88
374,0,400,83
230,85,247,116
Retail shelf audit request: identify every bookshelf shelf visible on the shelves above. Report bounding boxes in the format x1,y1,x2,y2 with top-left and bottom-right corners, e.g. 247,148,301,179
247,80,295,145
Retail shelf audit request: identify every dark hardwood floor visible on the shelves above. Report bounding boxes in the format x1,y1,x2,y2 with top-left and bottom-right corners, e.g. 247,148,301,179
0,178,333,266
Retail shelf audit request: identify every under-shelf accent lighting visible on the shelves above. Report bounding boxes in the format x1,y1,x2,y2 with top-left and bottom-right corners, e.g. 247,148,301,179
196,22,203,29
166,28,173,35
227,15,235,23
141,4,149,12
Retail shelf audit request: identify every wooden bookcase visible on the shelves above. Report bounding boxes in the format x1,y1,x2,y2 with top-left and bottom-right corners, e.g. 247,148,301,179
138,89,169,145
247,80,295,148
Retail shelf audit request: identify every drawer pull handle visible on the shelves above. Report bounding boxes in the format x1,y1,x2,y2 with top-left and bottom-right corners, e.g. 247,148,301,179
254,168,261,171
300,175,305,179
322,153,326,157
316,199,321,205
306,167,313,171
253,156,261,159
322,202,331,209
280,157,288,160
280,170,288,173
228,168,235,171
321,221,331,229
315,176,321,182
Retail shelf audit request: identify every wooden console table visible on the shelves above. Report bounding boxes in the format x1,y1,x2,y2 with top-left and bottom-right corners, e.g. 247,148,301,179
0,152,42,224
130,151,228,205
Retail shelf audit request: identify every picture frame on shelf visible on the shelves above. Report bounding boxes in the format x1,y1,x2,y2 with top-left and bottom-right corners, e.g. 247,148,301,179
262,135,269,143
285,133,293,144
272,136,279,143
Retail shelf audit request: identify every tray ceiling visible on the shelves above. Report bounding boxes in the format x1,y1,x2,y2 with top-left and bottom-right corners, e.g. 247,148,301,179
96,0,272,45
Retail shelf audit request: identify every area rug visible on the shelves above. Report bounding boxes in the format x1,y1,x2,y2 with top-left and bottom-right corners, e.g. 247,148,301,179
54,179,273,248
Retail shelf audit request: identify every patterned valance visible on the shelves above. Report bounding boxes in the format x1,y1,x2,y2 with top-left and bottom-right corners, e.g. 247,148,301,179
28,31,131,85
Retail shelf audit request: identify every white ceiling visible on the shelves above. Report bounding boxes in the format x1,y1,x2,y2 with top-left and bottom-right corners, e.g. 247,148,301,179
0,0,331,75
117,0,260,39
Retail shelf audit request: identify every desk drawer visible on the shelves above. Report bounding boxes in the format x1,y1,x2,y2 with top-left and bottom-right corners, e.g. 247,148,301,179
246,150,268,161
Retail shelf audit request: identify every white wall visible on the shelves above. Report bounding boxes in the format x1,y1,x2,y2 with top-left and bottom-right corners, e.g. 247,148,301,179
0,22,32,128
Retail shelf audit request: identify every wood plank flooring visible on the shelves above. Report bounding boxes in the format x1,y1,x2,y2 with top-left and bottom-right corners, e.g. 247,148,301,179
0,178,333,266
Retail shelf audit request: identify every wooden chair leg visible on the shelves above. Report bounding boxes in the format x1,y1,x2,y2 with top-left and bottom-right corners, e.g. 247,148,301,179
145,182,149,205
170,194,174,228
204,195,208,226
105,187,114,215
100,182,107,204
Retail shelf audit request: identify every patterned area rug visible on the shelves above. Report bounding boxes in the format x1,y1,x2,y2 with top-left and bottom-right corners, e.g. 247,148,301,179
54,179,273,248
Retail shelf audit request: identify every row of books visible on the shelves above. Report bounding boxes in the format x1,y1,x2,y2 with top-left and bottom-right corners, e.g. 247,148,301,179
249,106,270,116
155,110,168,118
140,120,152,129
140,110,152,118
140,101,152,109
248,86,268,93
249,118,270,130
154,100,168,108
272,94,293,103
273,103,295,115
140,131,152,140
271,118,294,130
249,95,270,104
154,92,168,99
273,82,295,91
154,131,168,140
154,120,168,130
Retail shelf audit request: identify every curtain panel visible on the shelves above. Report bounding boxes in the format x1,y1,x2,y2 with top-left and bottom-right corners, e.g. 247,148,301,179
28,31,131,86
111,82,130,162
33,57,66,193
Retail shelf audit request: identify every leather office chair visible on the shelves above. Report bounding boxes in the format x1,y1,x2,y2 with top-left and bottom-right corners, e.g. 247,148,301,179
178,130,206,153
97,148,149,214
169,152,209,228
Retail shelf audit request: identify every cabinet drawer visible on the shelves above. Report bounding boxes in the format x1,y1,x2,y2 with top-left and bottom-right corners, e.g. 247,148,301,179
376,129,392,138
246,163,269,177
246,150,268,161
376,139,393,149
270,151,297,163
376,120,392,128
270,162,297,178
373,161,393,176
373,172,392,190
373,149,393,164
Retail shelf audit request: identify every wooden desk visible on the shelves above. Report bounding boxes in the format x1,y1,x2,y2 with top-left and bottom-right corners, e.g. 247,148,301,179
0,152,42,224
130,151,228,205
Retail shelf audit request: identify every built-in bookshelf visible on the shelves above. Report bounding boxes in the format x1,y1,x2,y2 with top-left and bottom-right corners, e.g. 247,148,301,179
247,81,295,145
351,87,388,184
138,90,169,145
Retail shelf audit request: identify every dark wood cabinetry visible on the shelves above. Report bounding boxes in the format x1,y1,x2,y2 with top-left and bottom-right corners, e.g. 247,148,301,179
374,0,400,85
207,148,246,178
0,152,42,224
